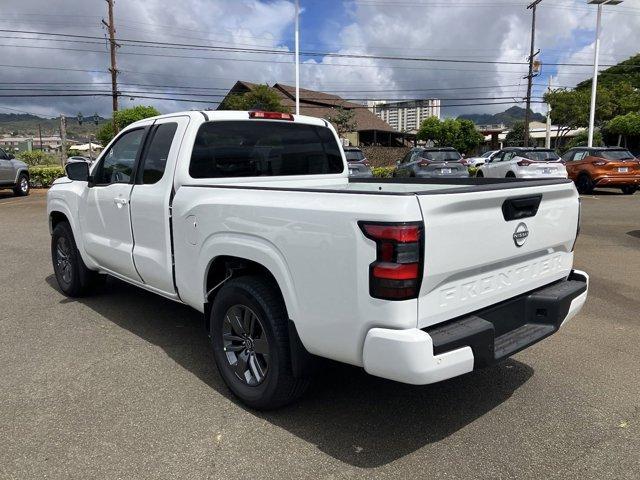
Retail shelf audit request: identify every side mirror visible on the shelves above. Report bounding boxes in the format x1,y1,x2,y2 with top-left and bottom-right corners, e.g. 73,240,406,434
65,161,89,182
7,153,15,160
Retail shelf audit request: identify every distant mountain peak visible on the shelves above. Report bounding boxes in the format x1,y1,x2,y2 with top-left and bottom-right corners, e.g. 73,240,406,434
457,106,545,127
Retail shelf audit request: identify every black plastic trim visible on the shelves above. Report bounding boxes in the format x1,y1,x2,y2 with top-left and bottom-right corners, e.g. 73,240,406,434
425,271,587,367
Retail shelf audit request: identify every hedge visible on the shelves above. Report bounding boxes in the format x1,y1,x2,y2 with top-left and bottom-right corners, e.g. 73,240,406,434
372,166,395,178
29,165,65,187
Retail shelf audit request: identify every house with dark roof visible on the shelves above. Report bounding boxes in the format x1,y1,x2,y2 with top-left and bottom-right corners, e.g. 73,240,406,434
219,81,415,147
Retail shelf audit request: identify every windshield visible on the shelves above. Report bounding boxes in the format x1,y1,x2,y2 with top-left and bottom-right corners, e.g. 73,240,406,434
422,150,462,162
190,121,344,178
597,150,635,160
522,150,559,161
344,150,364,161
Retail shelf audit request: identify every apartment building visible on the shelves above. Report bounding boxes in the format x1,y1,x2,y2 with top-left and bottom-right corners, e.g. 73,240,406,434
367,99,441,133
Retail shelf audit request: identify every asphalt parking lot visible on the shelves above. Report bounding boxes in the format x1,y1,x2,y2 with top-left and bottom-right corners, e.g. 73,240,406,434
1,188,639,479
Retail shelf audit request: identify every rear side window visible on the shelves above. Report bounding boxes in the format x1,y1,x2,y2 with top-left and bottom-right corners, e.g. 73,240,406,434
189,121,344,178
140,122,178,184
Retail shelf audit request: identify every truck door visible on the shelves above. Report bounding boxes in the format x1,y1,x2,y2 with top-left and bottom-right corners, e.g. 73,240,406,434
129,115,189,295
81,125,150,281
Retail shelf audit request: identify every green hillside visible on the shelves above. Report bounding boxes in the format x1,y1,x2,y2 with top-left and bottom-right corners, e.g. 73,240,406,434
457,106,545,127
576,54,640,90
0,113,108,140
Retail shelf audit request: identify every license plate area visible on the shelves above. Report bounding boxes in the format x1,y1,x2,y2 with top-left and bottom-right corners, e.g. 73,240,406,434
619,167,629,173
441,168,452,174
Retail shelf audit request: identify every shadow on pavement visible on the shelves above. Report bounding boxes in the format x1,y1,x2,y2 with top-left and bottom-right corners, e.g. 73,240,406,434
46,274,533,468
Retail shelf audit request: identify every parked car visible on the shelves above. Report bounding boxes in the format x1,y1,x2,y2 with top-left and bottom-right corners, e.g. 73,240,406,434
343,146,372,178
476,147,567,179
561,147,640,195
48,110,588,410
463,150,499,168
394,147,469,178
0,147,29,196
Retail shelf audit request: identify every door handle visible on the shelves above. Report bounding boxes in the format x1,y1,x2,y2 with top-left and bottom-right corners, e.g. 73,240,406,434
113,197,128,208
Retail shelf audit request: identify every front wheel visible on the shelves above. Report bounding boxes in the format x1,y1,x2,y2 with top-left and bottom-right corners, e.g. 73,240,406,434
210,276,309,410
475,170,484,178
621,186,637,195
505,171,516,178
51,222,98,297
13,173,29,196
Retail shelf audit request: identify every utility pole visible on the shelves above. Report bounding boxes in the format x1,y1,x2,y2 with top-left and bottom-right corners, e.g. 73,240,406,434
60,115,67,166
102,0,119,134
38,123,43,150
523,0,542,147
545,76,552,149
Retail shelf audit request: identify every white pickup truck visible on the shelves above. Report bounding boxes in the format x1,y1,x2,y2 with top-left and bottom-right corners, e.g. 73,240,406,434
47,110,588,409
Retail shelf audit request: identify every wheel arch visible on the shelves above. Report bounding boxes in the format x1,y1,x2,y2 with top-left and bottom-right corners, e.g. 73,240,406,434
14,168,29,184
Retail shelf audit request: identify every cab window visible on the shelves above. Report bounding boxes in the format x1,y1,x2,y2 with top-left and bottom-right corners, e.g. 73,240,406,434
94,129,145,185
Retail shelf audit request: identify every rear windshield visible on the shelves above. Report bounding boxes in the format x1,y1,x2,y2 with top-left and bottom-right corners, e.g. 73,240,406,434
189,121,344,178
421,150,462,162
522,150,559,161
344,150,364,161
596,149,635,160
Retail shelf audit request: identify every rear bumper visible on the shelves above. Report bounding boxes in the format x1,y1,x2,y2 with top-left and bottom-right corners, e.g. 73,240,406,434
362,269,588,385
593,175,640,187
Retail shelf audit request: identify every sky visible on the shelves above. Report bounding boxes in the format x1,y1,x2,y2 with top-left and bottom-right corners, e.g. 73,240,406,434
0,0,639,120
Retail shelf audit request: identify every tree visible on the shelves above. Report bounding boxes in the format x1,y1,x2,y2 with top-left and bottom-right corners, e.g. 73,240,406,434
96,105,160,145
561,130,604,154
605,112,640,148
219,85,289,112
325,107,357,136
504,121,525,147
416,117,483,154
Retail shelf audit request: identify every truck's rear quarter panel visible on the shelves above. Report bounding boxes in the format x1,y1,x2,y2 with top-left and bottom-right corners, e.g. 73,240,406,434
172,186,423,366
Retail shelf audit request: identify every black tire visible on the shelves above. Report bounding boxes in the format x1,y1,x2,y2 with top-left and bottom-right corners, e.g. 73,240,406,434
621,186,636,195
475,170,484,178
13,173,29,196
210,276,309,410
576,173,594,194
506,171,516,178
51,221,97,297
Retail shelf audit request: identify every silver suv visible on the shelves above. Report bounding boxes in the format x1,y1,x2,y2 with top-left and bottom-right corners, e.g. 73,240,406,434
0,148,30,196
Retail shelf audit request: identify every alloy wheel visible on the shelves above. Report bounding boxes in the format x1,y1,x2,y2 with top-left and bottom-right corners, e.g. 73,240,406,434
20,177,28,193
222,304,270,386
55,237,73,284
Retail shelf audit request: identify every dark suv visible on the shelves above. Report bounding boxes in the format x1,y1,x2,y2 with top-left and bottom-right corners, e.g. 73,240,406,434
344,147,373,178
0,147,30,196
394,147,468,178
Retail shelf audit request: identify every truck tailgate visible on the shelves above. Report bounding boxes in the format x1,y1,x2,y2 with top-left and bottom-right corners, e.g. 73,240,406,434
417,181,579,329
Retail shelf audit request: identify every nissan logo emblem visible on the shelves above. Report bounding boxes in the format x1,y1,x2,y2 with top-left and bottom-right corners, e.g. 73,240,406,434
513,222,529,247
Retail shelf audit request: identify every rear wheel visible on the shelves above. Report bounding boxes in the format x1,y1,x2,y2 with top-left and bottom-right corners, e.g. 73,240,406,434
576,174,594,194
13,173,29,196
210,276,309,410
621,186,637,195
505,171,516,178
475,170,484,178
51,222,98,297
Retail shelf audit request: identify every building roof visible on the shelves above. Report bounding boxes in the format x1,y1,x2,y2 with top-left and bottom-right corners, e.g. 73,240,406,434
220,81,395,133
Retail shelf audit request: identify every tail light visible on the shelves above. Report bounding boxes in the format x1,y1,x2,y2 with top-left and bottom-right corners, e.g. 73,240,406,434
359,221,424,300
572,198,581,252
593,161,607,166
460,159,469,166
249,111,294,120
418,160,431,168
517,159,533,166
362,158,370,166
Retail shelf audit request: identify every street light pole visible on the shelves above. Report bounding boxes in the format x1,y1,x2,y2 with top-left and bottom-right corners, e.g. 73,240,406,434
587,0,622,147
294,0,300,116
